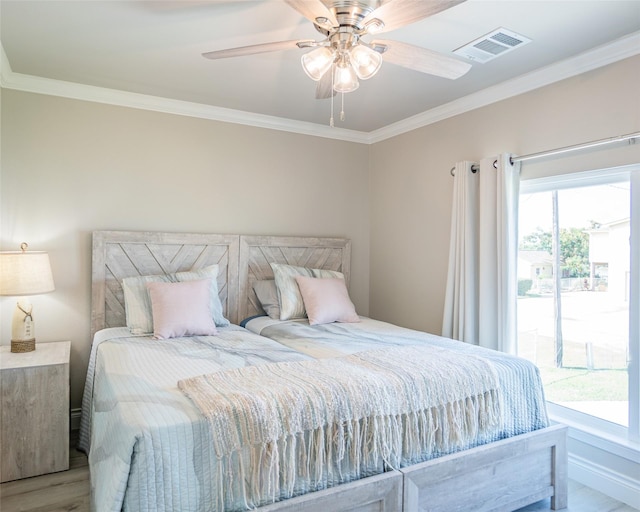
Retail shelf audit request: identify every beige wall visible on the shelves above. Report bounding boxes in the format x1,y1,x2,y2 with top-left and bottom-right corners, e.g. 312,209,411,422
0,91,370,408
2,54,638,411
369,55,640,334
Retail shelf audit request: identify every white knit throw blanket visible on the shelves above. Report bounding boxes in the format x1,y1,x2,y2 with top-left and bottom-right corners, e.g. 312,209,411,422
178,344,501,510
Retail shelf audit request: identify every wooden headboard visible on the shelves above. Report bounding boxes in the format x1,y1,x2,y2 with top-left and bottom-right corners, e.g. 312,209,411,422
91,231,351,337
238,235,351,321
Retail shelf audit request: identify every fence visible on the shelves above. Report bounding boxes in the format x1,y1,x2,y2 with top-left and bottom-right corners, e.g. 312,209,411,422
530,277,608,294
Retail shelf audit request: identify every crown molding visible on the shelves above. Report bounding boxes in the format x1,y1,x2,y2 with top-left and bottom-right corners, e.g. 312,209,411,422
367,31,640,143
2,31,639,145
1,44,13,78
0,46,369,144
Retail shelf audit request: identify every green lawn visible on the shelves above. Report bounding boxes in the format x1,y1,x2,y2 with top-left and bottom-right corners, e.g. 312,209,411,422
518,318,628,402
539,367,628,402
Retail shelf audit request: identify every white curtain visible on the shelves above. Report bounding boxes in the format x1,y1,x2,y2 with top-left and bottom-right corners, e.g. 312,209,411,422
442,154,520,353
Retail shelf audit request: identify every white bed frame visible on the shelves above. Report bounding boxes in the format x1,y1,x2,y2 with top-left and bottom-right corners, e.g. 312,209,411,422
91,230,567,512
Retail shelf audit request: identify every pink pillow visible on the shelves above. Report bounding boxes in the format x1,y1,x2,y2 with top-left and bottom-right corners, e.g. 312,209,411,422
147,279,218,340
294,276,360,326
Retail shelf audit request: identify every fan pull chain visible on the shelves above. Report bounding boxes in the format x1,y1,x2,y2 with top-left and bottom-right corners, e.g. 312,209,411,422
329,65,335,127
330,97,334,127
340,92,345,122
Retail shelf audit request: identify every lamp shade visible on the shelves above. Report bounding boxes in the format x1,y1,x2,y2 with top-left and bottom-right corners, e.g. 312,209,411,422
301,47,335,81
350,44,383,80
0,250,55,296
333,54,359,93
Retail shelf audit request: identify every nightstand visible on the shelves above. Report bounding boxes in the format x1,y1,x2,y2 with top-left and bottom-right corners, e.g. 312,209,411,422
1,341,70,482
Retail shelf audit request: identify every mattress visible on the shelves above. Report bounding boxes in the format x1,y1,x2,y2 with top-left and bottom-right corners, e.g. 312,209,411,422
243,316,550,440
79,319,548,512
78,326,312,512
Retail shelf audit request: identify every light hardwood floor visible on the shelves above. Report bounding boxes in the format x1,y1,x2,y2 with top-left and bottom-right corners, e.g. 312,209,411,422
515,483,638,512
0,432,89,512
0,432,637,512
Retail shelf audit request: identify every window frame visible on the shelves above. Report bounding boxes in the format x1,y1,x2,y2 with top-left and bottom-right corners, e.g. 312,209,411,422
519,163,639,444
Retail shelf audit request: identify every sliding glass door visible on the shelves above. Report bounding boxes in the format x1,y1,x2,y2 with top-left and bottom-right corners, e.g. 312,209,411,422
517,167,639,439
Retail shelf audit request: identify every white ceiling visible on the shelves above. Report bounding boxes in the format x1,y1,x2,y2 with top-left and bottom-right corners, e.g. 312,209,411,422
1,0,639,137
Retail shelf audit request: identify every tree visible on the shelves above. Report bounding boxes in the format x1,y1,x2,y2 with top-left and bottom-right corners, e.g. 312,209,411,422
559,228,590,277
520,226,590,277
520,227,551,253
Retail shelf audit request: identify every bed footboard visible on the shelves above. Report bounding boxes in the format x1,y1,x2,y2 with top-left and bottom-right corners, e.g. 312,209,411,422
258,471,403,512
401,424,568,512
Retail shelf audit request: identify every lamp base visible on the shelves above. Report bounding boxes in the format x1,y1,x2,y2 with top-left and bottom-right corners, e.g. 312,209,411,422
11,338,36,353
11,299,36,352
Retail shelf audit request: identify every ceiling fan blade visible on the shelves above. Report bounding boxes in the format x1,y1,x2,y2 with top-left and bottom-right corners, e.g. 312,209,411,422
202,39,304,60
364,0,466,34
375,39,471,79
284,0,338,29
315,71,336,99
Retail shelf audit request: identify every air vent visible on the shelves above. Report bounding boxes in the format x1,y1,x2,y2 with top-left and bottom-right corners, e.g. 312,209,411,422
453,28,531,63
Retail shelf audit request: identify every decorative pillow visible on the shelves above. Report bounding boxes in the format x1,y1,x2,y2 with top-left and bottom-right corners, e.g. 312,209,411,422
270,263,345,320
252,280,280,319
294,276,360,326
147,280,218,339
122,264,229,334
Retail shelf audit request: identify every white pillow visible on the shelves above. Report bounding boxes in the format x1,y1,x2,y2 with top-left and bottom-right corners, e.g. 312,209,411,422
252,280,280,319
147,279,218,339
270,263,345,320
295,276,359,326
122,264,229,334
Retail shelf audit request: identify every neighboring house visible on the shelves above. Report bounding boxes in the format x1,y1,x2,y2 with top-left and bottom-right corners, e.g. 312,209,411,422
587,218,631,301
517,250,553,291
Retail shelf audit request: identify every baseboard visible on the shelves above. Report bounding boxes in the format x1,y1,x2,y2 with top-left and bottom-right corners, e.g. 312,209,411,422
70,407,82,431
569,453,640,509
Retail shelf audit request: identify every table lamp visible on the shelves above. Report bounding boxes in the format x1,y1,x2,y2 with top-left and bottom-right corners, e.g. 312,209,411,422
0,243,55,352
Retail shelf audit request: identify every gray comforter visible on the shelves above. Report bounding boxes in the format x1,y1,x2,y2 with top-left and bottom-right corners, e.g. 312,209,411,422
79,318,548,511
245,316,549,440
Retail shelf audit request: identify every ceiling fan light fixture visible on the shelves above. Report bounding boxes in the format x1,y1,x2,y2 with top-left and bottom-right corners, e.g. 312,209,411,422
333,54,359,93
349,44,383,79
301,46,335,81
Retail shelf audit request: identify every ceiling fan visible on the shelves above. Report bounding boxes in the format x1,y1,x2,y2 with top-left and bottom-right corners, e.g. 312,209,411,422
202,0,472,122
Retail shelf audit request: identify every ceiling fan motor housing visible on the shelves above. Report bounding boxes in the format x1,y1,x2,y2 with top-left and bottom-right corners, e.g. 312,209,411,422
315,0,381,34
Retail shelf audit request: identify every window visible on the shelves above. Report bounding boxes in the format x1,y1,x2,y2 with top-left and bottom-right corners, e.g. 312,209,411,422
517,166,639,441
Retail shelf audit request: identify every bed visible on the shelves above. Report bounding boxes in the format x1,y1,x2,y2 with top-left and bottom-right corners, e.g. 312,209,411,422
80,230,567,512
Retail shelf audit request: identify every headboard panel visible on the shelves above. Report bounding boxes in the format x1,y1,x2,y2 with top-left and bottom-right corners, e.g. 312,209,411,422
91,231,351,338
91,231,239,337
238,236,351,321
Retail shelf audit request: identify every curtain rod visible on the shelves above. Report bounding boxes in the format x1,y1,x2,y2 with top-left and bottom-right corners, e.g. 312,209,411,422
449,163,484,176
449,163,480,176
511,131,639,165
450,132,639,176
